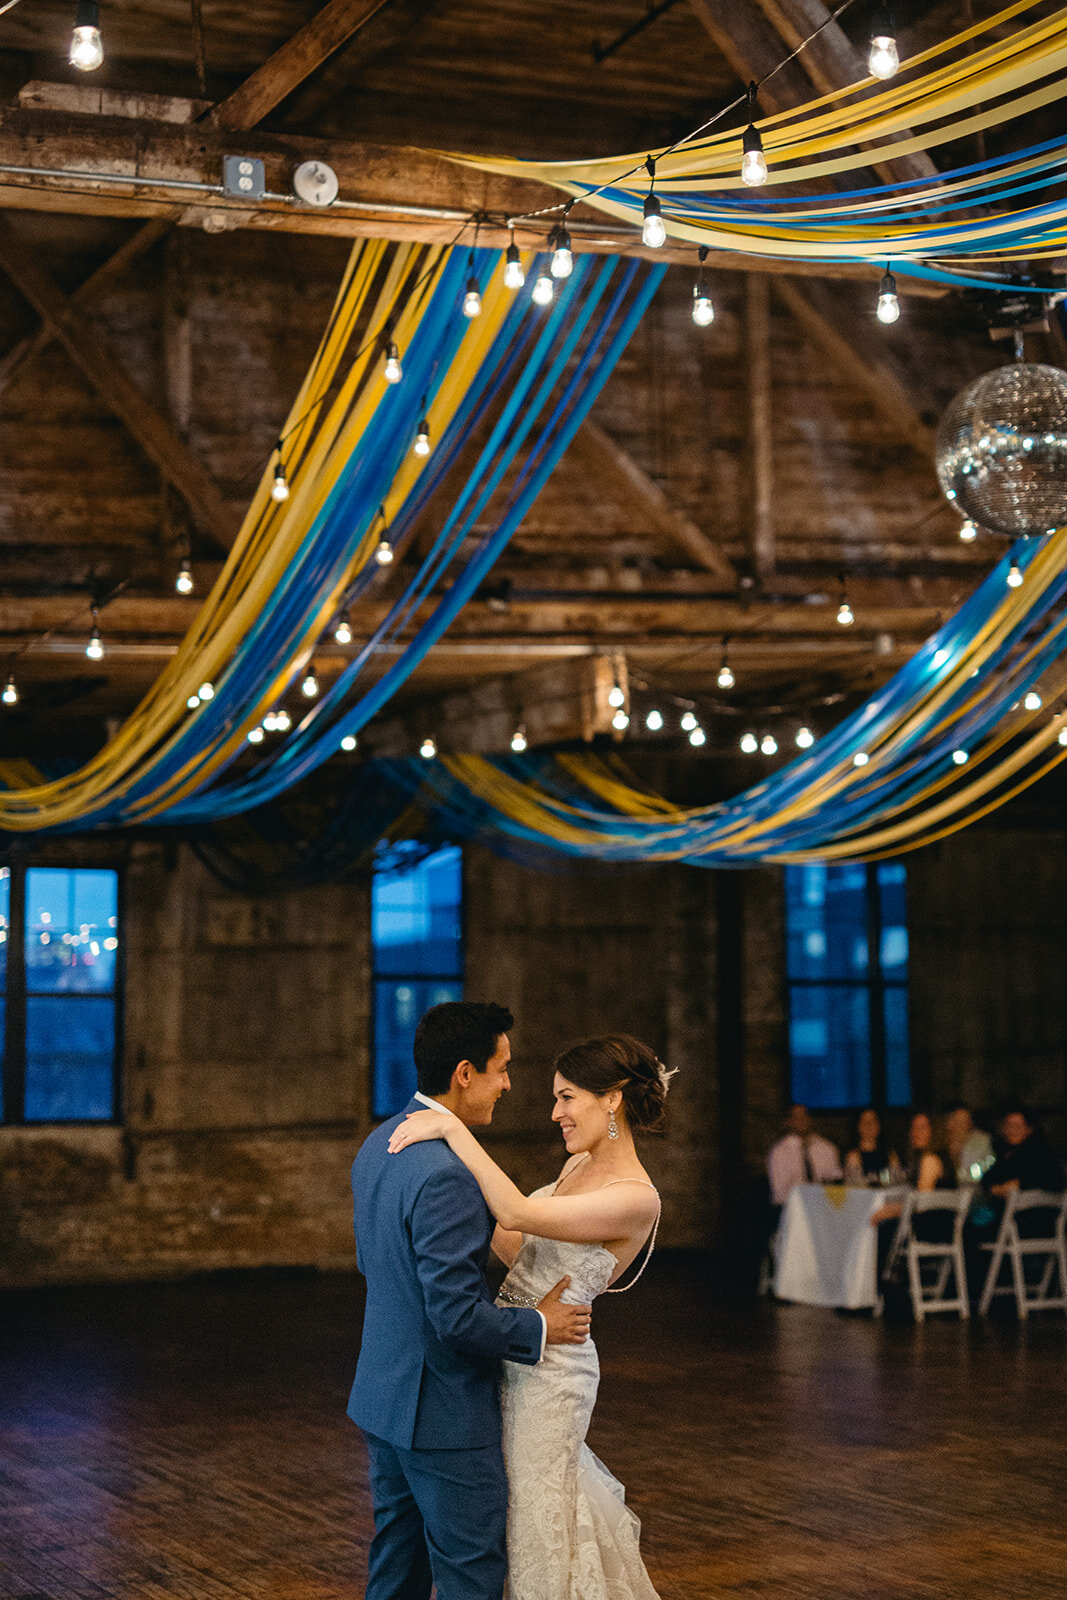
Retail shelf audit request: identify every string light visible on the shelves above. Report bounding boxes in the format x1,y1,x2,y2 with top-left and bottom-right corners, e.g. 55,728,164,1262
932,647,951,669
198,681,214,701
375,507,394,565
795,726,814,748
868,9,899,79
608,683,626,709
86,606,104,660
837,595,855,627
341,734,357,752
531,271,554,306
952,748,969,764
271,443,290,502
2,675,17,706
641,159,666,249
853,750,870,766
414,417,431,457
510,725,528,752
275,709,292,731
70,0,104,70
263,711,279,732
504,234,525,290
760,734,778,755
959,518,978,543
692,246,714,326
680,710,698,732
645,708,664,731
1007,562,1023,587
876,268,900,324
247,726,265,744
740,732,758,753
383,341,403,384
175,557,194,594
741,83,768,187
1024,690,1042,710
1059,727,1067,747
550,225,573,279
462,271,482,318
420,736,437,759
187,693,200,710
717,640,735,690
301,668,319,698
612,709,630,731
688,726,706,747
334,612,353,645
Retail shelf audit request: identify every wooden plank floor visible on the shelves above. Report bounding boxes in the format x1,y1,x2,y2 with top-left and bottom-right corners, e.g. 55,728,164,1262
1,1260,1065,1600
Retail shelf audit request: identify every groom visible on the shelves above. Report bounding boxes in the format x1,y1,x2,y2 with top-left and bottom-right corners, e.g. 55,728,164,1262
348,1000,591,1600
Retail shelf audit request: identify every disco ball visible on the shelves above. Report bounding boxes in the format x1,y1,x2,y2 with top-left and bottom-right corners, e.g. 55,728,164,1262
935,362,1067,537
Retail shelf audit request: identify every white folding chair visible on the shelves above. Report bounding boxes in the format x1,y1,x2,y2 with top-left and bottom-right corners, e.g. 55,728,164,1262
977,1189,1067,1318
883,1191,971,1321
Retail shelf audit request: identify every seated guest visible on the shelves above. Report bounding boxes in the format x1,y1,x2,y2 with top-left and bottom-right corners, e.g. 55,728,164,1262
767,1104,842,1212
844,1106,903,1187
945,1101,993,1183
982,1103,1065,1198
904,1111,956,1193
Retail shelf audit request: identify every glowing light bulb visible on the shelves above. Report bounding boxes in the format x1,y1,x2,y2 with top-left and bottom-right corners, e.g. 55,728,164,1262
761,734,778,756
420,736,437,759
959,519,978,543
740,732,758,754
70,1,103,70
1007,563,1023,588
1059,727,1067,747
741,123,768,187
463,276,482,318
612,709,630,731
608,684,626,708
302,670,319,698
341,734,357,752
334,615,352,645
375,538,394,566
414,419,431,457
932,648,951,669
1024,690,1042,711
689,726,706,747
511,726,528,752
868,32,899,80
271,465,290,503
532,272,554,306
645,708,664,731
275,709,292,731
854,750,870,766
2,676,17,706
263,711,279,732
642,194,666,249
680,711,698,732
198,682,214,701
837,599,854,626
717,662,735,690
504,243,525,290
247,726,265,744
86,625,104,661
876,269,900,324
692,281,714,327
796,726,814,749
383,342,402,384
952,748,969,765
187,694,200,710
550,228,573,279
176,558,194,594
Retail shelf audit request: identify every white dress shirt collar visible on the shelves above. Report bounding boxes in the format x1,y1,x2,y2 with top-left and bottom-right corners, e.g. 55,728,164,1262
413,1091,458,1117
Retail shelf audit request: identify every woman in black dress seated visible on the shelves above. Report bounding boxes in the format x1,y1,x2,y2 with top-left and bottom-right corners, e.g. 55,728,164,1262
844,1107,903,1187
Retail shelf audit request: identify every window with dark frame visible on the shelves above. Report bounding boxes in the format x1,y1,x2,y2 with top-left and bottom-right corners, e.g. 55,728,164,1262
785,861,910,1111
1,864,120,1124
371,844,463,1119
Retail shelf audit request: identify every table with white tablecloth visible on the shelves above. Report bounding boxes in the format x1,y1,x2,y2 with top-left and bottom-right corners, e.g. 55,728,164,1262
774,1182,908,1309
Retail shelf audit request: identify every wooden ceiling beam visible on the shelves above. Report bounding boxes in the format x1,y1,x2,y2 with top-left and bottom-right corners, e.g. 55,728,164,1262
568,422,737,585
210,0,390,131
0,217,238,553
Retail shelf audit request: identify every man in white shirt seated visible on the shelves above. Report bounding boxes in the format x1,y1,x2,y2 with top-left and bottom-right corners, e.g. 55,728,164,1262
767,1104,843,1215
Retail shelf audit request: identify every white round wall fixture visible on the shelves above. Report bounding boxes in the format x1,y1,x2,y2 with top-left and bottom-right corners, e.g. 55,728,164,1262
292,161,339,207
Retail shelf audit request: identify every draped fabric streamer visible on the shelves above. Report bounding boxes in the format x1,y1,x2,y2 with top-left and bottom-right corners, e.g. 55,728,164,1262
445,2,1067,288
391,528,1067,866
0,243,665,831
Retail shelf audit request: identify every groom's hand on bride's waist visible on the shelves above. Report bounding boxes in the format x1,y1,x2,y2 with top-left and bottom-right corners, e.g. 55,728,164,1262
538,1275,592,1345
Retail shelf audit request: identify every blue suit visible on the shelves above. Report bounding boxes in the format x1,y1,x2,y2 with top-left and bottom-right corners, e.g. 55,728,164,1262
348,1099,543,1600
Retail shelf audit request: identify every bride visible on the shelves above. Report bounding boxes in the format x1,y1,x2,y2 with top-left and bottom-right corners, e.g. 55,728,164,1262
389,1032,670,1600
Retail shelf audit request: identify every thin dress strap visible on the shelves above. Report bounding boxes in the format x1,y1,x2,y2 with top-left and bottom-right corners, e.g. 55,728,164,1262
595,1179,661,1295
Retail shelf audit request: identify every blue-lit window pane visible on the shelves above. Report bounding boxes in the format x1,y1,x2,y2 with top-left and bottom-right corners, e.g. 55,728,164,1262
25,868,118,994
372,846,463,1118
884,986,910,1107
788,982,872,1108
24,996,115,1120
786,861,869,980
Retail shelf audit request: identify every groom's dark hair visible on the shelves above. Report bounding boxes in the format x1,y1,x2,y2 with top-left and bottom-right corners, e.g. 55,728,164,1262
414,1001,514,1096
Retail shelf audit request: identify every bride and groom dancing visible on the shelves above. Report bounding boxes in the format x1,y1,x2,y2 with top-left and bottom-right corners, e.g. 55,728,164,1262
347,1000,671,1600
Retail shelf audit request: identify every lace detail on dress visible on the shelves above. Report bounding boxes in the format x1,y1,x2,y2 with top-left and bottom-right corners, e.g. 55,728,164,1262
497,1186,660,1600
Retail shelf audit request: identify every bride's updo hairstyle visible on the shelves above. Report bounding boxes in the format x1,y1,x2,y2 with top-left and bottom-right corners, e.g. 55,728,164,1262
553,1034,674,1134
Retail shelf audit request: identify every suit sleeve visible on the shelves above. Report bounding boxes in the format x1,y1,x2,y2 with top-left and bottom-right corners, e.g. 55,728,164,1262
410,1163,544,1366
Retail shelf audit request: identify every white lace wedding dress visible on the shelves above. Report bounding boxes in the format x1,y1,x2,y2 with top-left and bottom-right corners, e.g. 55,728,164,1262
496,1183,661,1600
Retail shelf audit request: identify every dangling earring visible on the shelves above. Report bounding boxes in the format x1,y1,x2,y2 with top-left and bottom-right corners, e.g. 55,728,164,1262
608,1109,619,1141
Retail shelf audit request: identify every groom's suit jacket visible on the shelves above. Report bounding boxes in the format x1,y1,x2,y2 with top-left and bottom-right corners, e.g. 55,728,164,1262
348,1098,544,1451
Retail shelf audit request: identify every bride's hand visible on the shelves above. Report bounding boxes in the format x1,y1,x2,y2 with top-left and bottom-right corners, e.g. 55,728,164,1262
388,1109,456,1154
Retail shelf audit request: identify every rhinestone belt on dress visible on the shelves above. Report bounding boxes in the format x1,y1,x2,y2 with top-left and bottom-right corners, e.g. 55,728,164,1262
498,1287,540,1308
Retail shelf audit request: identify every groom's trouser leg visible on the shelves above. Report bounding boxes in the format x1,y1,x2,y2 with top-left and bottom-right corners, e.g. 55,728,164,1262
398,1441,508,1600
363,1432,433,1600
